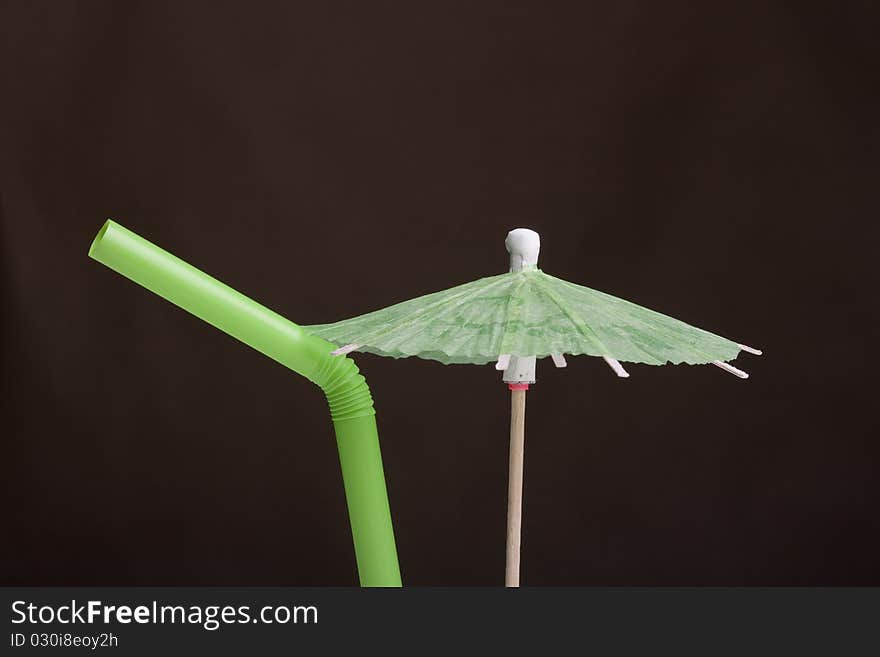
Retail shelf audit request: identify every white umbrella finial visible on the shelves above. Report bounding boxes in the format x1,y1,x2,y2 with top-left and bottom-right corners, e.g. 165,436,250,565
506,228,540,272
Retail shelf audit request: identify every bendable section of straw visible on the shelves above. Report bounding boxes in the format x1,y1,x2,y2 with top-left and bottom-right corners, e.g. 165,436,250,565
313,354,376,422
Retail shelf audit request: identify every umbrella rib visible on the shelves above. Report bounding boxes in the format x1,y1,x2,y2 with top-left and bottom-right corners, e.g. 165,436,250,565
497,275,529,356
713,360,749,378
330,343,361,356
602,356,630,378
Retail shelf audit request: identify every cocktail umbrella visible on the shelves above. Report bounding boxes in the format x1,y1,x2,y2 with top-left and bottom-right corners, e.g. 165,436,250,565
307,228,761,586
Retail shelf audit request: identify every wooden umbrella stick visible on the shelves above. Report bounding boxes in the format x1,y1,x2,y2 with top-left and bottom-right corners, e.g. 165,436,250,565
505,386,527,587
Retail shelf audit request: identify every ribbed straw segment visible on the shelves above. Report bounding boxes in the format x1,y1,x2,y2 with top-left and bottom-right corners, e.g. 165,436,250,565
311,353,376,422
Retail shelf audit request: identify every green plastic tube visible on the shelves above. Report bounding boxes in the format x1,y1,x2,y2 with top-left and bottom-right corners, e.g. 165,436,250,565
88,220,401,587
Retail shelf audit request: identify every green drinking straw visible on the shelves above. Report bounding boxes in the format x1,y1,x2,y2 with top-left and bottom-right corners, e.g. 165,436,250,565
88,220,401,587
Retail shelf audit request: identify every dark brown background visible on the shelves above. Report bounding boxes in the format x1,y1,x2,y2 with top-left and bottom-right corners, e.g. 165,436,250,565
1,2,877,585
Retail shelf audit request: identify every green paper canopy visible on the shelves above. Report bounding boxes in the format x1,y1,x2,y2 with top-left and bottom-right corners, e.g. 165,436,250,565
307,268,743,366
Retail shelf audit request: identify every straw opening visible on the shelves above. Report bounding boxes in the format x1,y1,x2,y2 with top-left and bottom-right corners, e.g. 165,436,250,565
88,220,112,259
